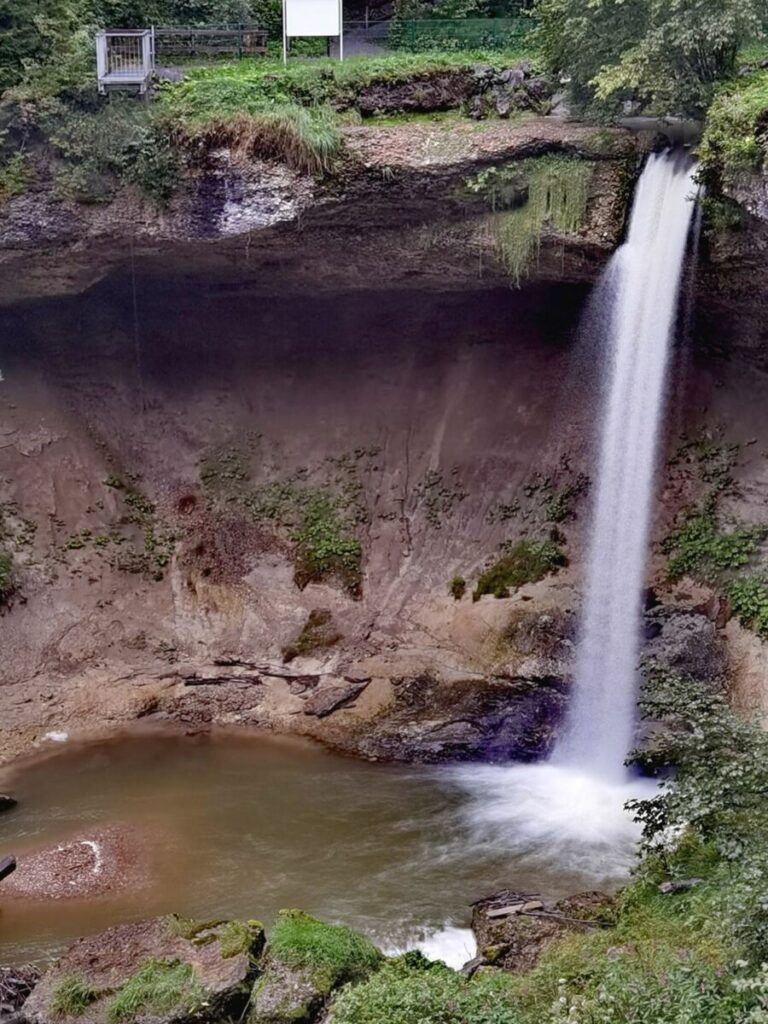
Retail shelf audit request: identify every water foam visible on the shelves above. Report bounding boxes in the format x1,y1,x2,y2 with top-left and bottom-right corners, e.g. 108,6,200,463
451,763,655,883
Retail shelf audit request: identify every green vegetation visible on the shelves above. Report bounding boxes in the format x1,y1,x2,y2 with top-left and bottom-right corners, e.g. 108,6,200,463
473,537,566,599
699,63,768,185
282,608,342,663
449,574,467,599
728,573,768,638
50,975,99,1018
218,919,263,959
106,960,203,1024
467,156,594,283
201,445,368,595
535,0,768,115
662,498,766,582
332,952,519,1024
0,548,15,604
268,910,383,990
663,435,768,640
0,150,31,202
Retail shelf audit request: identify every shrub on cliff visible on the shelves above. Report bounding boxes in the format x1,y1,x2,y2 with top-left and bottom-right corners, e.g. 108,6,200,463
473,537,566,600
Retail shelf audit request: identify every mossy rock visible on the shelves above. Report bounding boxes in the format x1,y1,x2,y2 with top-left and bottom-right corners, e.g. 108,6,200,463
249,911,383,1024
25,916,264,1024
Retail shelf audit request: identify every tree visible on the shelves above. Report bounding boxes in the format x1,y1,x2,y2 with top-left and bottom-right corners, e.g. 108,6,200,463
0,0,84,90
535,0,768,115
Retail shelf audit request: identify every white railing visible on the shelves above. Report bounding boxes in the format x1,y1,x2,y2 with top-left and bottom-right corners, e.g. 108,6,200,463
96,30,154,94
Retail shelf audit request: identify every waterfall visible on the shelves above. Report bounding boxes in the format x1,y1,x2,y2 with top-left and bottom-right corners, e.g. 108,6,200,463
555,150,699,780
451,151,699,880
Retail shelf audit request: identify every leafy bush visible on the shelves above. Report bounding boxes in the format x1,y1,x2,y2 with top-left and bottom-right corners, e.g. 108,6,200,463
268,910,383,990
450,574,467,599
473,537,566,599
0,151,32,202
40,99,180,204
331,953,519,1024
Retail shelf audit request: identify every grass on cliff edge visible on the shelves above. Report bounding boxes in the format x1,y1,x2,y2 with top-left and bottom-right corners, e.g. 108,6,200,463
159,50,535,174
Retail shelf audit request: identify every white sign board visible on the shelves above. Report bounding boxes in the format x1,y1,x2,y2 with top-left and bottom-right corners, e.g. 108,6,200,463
285,0,340,37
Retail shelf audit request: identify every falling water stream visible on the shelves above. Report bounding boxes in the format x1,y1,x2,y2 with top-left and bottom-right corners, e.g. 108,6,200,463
556,150,699,777
453,150,699,869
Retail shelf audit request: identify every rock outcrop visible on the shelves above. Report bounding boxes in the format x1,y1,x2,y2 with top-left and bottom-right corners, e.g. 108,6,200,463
471,889,615,972
23,916,264,1024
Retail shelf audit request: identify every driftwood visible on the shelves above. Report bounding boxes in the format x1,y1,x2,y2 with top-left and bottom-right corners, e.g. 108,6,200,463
0,965,40,1016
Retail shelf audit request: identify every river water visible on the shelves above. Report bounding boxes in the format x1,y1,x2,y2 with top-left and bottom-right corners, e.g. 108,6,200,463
0,731,642,965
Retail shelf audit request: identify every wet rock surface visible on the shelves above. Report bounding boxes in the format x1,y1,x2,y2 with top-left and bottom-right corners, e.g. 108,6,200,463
471,889,615,972
341,674,567,763
23,916,263,1024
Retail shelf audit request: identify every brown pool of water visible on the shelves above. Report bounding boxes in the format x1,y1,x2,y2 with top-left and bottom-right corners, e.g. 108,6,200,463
0,731,617,965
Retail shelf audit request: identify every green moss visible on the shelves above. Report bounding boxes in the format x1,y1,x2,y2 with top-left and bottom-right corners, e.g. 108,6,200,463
163,913,223,941
0,547,14,604
105,960,202,1024
218,919,263,959
449,575,467,600
50,975,99,1018
268,910,383,991
473,538,567,600
282,608,342,663
467,156,595,284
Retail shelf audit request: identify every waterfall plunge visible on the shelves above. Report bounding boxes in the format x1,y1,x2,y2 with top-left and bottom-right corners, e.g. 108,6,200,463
451,153,698,879
555,150,699,780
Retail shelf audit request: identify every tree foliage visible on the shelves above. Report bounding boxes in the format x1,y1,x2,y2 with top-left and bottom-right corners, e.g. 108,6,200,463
535,0,768,114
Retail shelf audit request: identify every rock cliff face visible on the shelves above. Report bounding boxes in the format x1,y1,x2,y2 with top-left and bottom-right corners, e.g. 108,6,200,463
0,115,767,763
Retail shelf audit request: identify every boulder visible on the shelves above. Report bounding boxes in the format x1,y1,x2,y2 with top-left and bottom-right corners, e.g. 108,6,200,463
24,915,264,1024
249,960,325,1024
249,911,382,1024
302,681,368,718
472,890,614,973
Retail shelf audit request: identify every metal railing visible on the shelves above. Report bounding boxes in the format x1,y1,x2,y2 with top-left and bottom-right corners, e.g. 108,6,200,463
153,25,268,59
96,29,154,93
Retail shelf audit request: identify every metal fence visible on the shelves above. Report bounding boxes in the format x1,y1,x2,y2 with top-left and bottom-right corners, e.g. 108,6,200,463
154,25,268,59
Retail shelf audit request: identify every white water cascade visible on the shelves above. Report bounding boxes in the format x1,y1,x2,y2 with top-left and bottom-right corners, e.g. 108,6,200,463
451,151,699,880
555,150,699,780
